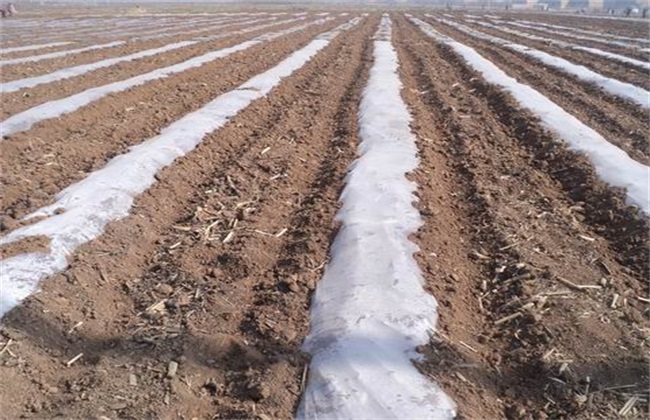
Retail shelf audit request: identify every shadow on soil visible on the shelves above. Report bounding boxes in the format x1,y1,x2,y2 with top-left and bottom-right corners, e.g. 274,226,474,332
0,300,305,392
420,338,649,419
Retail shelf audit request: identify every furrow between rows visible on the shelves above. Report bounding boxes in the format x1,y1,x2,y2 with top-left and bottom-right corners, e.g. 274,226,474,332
0,16,304,94
394,14,648,419
423,16,650,164
0,16,284,82
0,18,348,219
413,15,649,209
0,16,375,419
459,17,650,90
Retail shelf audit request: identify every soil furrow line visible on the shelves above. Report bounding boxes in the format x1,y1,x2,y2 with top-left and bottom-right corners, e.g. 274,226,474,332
503,13,650,38
393,16,506,420
0,17,277,82
0,20,194,53
0,41,78,57
0,18,345,221
423,17,650,164
507,18,650,46
0,16,375,419
234,20,372,411
0,14,267,38
500,22,650,61
396,14,649,419
3,16,189,36
0,18,310,105
457,17,650,90
0,40,126,67
442,18,648,109
0,17,280,92
408,16,648,278
0,16,241,49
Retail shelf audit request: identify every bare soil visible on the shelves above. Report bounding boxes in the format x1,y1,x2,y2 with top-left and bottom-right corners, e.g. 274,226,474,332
425,16,650,164
507,12,650,38
1,18,328,115
0,15,376,419
459,18,650,92
395,14,648,419
0,17,345,220
0,10,647,420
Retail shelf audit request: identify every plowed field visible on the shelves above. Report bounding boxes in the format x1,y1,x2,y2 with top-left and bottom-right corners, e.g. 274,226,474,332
1,7,648,420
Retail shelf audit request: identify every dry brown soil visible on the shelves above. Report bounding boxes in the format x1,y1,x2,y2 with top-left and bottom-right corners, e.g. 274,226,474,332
0,10,647,420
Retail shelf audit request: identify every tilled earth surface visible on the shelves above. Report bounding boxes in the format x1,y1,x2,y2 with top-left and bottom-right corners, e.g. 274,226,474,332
0,9,648,420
